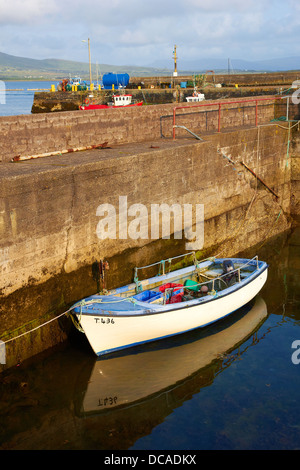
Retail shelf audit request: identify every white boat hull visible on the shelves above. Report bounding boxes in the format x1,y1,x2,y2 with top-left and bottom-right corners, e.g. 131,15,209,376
79,297,267,414
74,261,268,356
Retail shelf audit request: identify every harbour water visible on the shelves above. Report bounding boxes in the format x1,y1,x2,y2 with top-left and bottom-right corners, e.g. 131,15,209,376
0,80,57,116
0,226,299,451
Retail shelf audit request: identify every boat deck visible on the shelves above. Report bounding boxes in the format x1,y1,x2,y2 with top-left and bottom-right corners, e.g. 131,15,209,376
73,257,264,317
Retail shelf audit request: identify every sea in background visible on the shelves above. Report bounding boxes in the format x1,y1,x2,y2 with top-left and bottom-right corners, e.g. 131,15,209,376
0,80,58,116
0,226,299,451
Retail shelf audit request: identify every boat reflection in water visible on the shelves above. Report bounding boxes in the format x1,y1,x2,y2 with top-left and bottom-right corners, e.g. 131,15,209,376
75,296,267,419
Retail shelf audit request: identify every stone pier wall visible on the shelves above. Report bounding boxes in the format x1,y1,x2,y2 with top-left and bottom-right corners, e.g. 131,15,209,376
0,96,282,163
291,124,300,219
0,97,299,369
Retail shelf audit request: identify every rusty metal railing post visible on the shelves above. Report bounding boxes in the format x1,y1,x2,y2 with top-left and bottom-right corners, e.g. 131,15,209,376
171,97,281,140
255,100,258,127
173,107,176,140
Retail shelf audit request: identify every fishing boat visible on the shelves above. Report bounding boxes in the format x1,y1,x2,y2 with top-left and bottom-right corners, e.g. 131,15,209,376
79,94,143,110
69,76,83,86
70,253,268,356
58,77,88,91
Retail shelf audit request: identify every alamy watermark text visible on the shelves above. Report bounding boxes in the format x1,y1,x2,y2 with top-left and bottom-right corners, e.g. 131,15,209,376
96,196,204,250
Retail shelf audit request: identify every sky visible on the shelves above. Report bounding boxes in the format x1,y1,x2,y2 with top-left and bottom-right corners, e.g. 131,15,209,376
0,0,299,68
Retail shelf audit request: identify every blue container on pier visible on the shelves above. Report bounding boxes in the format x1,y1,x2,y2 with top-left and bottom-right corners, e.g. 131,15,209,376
102,73,130,89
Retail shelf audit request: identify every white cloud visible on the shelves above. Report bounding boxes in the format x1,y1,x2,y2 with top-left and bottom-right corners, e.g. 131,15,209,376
0,0,58,24
0,0,299,66
186,0,257,12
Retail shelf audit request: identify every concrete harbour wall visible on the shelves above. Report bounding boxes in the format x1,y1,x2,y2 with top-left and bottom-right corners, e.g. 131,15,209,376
0,98,299,370
0,96,286,164
291,126,300,219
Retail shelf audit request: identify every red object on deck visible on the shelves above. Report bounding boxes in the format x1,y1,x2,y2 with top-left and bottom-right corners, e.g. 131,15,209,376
159,283,183,293
168,293,184,303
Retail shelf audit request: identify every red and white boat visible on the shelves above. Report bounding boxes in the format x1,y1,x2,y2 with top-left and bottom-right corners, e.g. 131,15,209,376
80,94,143,110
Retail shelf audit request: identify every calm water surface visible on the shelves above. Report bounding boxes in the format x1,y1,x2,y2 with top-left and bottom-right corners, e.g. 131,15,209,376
0,228,299,451
0,80,58,116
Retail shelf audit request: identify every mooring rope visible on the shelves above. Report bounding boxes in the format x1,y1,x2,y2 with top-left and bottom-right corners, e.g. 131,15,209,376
0,295,141,346
0,307,74,345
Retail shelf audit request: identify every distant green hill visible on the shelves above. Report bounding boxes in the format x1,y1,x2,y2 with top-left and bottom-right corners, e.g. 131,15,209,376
0,51,172,79
1,51,299,80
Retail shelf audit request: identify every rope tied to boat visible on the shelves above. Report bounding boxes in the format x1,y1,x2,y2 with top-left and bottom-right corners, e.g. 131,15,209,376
0,307,74,346
0,294,142,349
